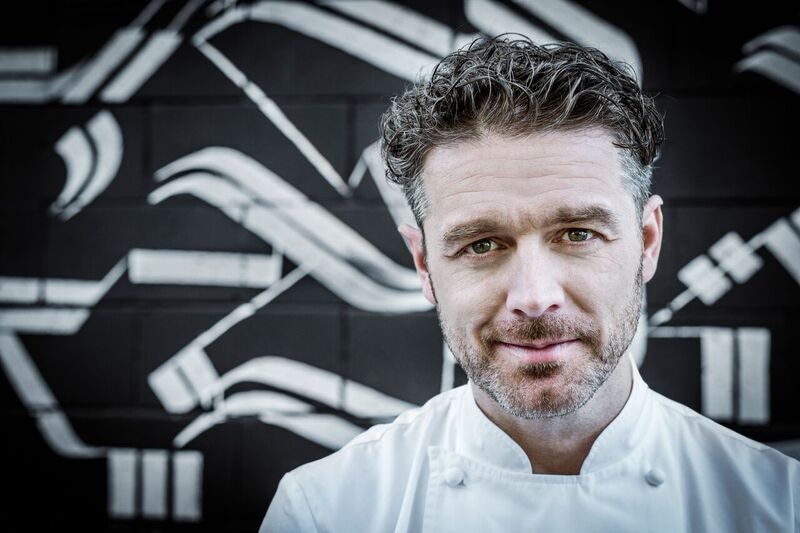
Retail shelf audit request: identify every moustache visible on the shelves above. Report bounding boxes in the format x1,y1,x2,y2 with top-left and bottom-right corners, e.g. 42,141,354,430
481,315,600,346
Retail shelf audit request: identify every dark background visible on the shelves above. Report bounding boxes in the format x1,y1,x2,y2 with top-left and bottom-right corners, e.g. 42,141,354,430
0,0,798,530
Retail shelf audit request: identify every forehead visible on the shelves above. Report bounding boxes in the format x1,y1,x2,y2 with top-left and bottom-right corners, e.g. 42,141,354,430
420,129,633,230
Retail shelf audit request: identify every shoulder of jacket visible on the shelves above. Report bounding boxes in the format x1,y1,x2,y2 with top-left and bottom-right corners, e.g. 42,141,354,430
647,388,777,455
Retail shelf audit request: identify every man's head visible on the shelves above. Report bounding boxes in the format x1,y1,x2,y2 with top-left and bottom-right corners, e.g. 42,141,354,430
381,35,663,226
379,36,665,420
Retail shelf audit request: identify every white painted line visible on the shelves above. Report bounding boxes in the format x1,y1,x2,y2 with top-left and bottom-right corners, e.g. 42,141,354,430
648,326,706,338
169,0,205,30
735,51,800,94
323,0,455,56
677,255,731,305
791,206,800,231
203,1,440,81
173,390,313,448
363,142,417,229
464,0,557,45
108,448,138,519
148,359,198,414
0,65,77,102
176,347,220,408
0,47,57,74
0,277,39,304
259,411,363,449
737,328,770,424
0,332,57,409
42,258,126,306
59,111,123,220
142,449,169,519
513,0,642,81
102,30,182,103
708,232,763,284
741,25,800,56
173,451,203,522
343,379,416,418
37,411,105,458
759,218,800,284
0,308,90,335
196,41,350,196
131,0,167,27
129,248,282,288
62,28,145,104
647,307,672,328
700,328,734,421
669,289,695,313
51,127,93,213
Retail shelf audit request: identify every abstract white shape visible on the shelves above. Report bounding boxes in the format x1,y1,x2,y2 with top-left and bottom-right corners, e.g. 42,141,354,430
343,380,416,418
142,449,169,519
149,359,198,414
363,142,417,229
109,448,138,519
758,218,800,284
464,0,557,45
37,411,106,458
173,451,203,522
57,111,124,220
677,255,732,305
51,127,93,214
735,51,800,94
0,308,90,335
62,28,145,103
175,346,220,408
737,328,770,424
102,30,183,103
0,65,78,102
0,47,56,73
195,1,439,81
708,232,763,284
741,25,800,58
0,332,57,409
128,249,282,288
700,328,734,421
0,277,39,304
323,0,455,56
196,41,350,196
514,0,642,81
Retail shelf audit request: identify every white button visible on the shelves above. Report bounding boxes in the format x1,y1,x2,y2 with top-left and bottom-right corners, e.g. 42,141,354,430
645,468,665,487
444,467,465,487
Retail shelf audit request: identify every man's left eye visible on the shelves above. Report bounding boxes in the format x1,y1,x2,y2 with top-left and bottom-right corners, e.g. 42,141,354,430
563,229,595,242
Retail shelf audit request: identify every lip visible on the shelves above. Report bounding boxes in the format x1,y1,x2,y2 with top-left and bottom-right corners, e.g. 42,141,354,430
495,339,578,364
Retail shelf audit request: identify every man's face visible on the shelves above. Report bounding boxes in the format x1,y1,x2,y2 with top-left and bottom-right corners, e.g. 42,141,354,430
401,129,662,419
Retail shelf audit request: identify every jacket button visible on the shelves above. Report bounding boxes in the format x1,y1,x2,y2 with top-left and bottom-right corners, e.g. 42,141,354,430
645,468,665,487
444,467,465,487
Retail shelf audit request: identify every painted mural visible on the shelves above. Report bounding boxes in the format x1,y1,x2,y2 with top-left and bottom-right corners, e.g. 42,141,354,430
0,0,798,528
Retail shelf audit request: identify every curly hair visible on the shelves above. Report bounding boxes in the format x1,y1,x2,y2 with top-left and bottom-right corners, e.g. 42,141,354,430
379,35,664,225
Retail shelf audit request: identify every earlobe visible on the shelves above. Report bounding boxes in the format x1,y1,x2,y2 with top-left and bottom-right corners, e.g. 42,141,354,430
640,195,664,283
398,224,437,305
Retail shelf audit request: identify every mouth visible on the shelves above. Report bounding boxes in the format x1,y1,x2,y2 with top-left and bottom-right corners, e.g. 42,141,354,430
494,338,579,364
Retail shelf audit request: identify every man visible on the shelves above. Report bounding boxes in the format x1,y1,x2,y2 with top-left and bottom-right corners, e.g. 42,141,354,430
261,36,799,532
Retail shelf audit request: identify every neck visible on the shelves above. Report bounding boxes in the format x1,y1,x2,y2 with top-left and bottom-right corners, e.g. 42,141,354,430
471,355,633,475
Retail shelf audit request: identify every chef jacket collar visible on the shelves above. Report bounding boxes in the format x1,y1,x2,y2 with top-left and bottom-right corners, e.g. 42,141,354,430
456,353,650,475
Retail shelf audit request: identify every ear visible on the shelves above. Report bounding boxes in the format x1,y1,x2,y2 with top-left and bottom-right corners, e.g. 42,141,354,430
640,195,664,284
398,223,437,305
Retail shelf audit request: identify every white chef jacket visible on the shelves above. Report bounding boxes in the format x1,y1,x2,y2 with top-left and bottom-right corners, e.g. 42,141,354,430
261,356,799,532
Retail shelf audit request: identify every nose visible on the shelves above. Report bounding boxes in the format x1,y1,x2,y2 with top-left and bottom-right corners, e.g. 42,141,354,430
504,248,566,319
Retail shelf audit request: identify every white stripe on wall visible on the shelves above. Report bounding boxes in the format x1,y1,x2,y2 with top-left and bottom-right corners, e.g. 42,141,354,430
173,451,203,522
0,308,90,335
102,30,182,103
142,449,169,519
758,218,800,284
737,328,770,424
108,448,138,519
128,248,282,288
0,47,57,74
700,328,734,421
62,28,145,103
464,0,557,45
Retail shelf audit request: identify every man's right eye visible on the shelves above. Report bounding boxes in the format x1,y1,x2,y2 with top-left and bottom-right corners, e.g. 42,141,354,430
468,239,498,254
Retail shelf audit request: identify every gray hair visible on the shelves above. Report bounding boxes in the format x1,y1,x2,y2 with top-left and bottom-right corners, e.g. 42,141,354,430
379,35,664,225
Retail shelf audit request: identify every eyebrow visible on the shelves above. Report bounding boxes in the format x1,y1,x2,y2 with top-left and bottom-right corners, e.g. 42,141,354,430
440,205,621,248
